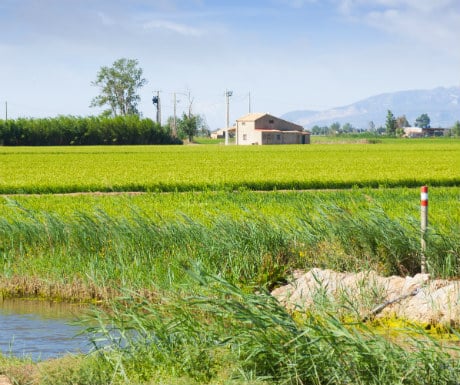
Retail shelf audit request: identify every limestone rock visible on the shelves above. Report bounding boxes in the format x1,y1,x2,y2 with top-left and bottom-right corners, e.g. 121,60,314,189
271,269,459,325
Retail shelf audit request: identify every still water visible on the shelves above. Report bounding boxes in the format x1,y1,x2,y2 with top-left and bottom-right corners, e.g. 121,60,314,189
0,299,91,361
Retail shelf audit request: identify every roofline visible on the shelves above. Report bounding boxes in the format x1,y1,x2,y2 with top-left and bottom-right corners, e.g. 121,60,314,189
237,112,305,131
256,129,310,134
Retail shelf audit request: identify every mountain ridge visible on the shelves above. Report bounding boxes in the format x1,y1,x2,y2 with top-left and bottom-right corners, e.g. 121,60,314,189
282,86,460,129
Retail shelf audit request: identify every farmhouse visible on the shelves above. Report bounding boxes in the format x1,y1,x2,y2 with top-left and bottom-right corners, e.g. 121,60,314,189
403,127,448,138
232,113,310,145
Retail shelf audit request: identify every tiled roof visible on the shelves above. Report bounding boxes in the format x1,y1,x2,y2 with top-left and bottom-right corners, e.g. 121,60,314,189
236,113,268,122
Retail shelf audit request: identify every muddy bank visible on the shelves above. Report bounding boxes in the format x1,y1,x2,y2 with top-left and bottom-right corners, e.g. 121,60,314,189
272,268,460,326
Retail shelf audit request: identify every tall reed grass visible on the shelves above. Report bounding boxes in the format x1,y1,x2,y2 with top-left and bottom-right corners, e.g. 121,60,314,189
1,197,458,300
78,271,460,385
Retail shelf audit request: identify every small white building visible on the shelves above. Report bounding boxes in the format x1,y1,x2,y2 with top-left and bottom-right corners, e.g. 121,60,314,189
234,113,310,145
403,127,448,138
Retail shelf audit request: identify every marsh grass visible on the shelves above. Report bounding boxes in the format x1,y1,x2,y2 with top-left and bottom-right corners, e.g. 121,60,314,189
1,198,459,300
78,271,460,385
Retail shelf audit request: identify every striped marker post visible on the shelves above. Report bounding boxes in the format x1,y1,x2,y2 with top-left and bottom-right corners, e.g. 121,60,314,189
420,186,428,274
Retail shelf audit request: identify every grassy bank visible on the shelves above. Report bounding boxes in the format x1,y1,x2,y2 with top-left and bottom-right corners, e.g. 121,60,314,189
2,273,459,385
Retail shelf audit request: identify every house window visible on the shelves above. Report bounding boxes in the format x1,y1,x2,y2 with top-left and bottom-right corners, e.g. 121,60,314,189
276,134,281,141
243,134,247,140
242,122,246,125
269,119,274,124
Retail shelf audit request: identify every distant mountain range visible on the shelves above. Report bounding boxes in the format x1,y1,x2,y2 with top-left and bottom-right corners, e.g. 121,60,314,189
282,86,460,129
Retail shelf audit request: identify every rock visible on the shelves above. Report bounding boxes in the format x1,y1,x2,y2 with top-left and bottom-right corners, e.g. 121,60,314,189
0,375,12,385
271,269,460,326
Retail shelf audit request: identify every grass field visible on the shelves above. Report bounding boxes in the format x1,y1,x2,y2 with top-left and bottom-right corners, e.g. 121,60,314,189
1,139,459,193
1,140,460,385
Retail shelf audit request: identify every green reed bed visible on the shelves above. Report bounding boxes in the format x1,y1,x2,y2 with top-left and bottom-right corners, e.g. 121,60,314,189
2,273,459,385
1,140,460,193
2,187,459,228
69,272,459,385
1,189,459,300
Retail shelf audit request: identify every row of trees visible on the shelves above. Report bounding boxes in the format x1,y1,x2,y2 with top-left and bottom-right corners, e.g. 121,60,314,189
385,111,431,136
0,115,181,146
310,112,458,138
0,58,207,146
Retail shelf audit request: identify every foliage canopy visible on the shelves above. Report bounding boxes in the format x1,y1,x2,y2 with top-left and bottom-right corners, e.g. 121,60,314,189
90,58,147,117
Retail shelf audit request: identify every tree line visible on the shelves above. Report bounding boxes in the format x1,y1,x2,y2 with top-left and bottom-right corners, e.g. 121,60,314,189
0,58,205,146
311,111,460,138
0,115,181,146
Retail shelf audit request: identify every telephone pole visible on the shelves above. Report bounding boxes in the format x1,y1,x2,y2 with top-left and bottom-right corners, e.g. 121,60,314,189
173,92,177,138
225,90,232,145
152,91,161,125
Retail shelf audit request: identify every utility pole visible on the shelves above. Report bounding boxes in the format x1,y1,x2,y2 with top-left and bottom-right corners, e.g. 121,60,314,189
172,90,193,139
225,90,232,145
248,92,251,113
152,91,161,125
173,92,177,138
5,101,7,122
187,90,193,119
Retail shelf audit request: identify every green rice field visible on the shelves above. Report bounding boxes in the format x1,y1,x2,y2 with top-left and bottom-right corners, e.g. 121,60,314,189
1,139,459,193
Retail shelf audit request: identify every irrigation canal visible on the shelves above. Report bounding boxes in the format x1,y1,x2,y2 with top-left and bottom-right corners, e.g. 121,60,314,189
0,299,91,361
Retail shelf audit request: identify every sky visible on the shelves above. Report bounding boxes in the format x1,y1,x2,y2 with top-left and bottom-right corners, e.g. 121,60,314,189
1,0,459,130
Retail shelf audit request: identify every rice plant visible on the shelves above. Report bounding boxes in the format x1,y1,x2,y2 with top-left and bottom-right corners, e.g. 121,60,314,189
1,141,459,193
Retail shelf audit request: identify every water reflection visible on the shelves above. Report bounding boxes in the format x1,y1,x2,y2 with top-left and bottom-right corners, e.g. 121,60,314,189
0,299,91,361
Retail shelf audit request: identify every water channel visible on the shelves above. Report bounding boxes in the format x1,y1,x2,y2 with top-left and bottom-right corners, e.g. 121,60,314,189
0,299,92,361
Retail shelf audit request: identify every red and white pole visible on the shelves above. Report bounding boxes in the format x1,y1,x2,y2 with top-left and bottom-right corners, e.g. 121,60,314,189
420,186,428,274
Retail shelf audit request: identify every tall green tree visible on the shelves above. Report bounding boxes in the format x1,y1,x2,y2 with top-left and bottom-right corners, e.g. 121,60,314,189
452,121,460,137
385,110,397,136
342,122,354,133
330,122,341,135
396,115,409,129
90,58,147,117
177,113,198,142
414,113,430,128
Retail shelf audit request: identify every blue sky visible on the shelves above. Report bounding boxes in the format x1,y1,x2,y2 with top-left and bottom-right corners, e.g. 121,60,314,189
1,0,459,129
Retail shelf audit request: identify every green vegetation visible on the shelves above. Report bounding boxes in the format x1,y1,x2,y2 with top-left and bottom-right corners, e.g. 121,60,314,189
1,140,459,193
90,58,147,117
2,274,459,384
1,188,459,301
0,115,179,146
1,141,459,384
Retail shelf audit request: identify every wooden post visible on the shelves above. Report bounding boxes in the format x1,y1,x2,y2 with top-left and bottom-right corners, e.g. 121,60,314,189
420,186,428,274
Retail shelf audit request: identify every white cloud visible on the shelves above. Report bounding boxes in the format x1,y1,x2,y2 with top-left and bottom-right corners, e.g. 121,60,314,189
335,0,460,59
143,19,205,36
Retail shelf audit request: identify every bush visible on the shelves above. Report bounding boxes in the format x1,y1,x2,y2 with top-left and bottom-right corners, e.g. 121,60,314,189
0,115,181,146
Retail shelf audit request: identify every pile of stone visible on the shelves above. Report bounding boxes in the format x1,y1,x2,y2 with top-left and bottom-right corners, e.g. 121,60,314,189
271,268,460,326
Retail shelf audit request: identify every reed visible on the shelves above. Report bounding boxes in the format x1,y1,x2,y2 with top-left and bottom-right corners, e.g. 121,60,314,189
78,271,460,384
1,195,459,301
